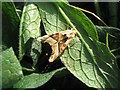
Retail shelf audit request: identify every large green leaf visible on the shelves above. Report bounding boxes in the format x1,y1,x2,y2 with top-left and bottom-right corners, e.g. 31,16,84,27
2,47,23,88
55,2,98,41
36,2,119,89
13,67,66,88
19,2,41,62
2,1,20,56
61,39,119,88
56,2,119,89
36,2,69,34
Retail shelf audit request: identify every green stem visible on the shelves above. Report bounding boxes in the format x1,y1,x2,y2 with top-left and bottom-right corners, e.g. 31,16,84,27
22,67,35,72
57,6,97,65
106,33,109,48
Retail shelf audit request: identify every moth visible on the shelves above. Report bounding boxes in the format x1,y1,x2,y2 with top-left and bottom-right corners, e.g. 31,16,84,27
37,30,76,62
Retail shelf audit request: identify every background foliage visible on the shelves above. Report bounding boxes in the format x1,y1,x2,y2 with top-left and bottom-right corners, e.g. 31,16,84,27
2,1,120,89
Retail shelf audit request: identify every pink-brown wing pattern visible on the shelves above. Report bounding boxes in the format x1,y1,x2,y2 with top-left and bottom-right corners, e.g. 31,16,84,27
37,30,76,62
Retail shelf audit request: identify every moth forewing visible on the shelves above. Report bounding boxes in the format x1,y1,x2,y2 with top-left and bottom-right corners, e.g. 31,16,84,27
37,30,76,62
43,37,59,62
37,35,50,42
49,43,59,62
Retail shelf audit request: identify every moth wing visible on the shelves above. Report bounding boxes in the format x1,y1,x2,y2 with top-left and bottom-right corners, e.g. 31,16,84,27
36,30,76,63
59,43,67,54
37,35,50,42
49,43,59,62
44,37,59,62
58,35,74,55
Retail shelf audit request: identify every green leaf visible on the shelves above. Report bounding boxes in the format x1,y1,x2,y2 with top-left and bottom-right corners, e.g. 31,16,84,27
2,47,23,88
19,3,41,60
2,1,20,56
56,3,119,89
14,67,66,88
36,2,68,34
61,38,119,88
36,2,119,89
96,26,120,60
56,2,98,41
96,26,120,50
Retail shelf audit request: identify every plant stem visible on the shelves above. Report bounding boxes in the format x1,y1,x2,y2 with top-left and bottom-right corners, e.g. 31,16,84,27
57,6,97,65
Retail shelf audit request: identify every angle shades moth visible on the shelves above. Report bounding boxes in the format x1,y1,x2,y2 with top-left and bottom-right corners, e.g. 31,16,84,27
37,30,76,62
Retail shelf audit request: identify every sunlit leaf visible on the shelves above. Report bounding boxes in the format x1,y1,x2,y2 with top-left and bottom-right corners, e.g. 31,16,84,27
57,2,119,89
2,47,23,88
36,2,119,89
14,67,66,88
19,2,41,63
36,2,69,34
